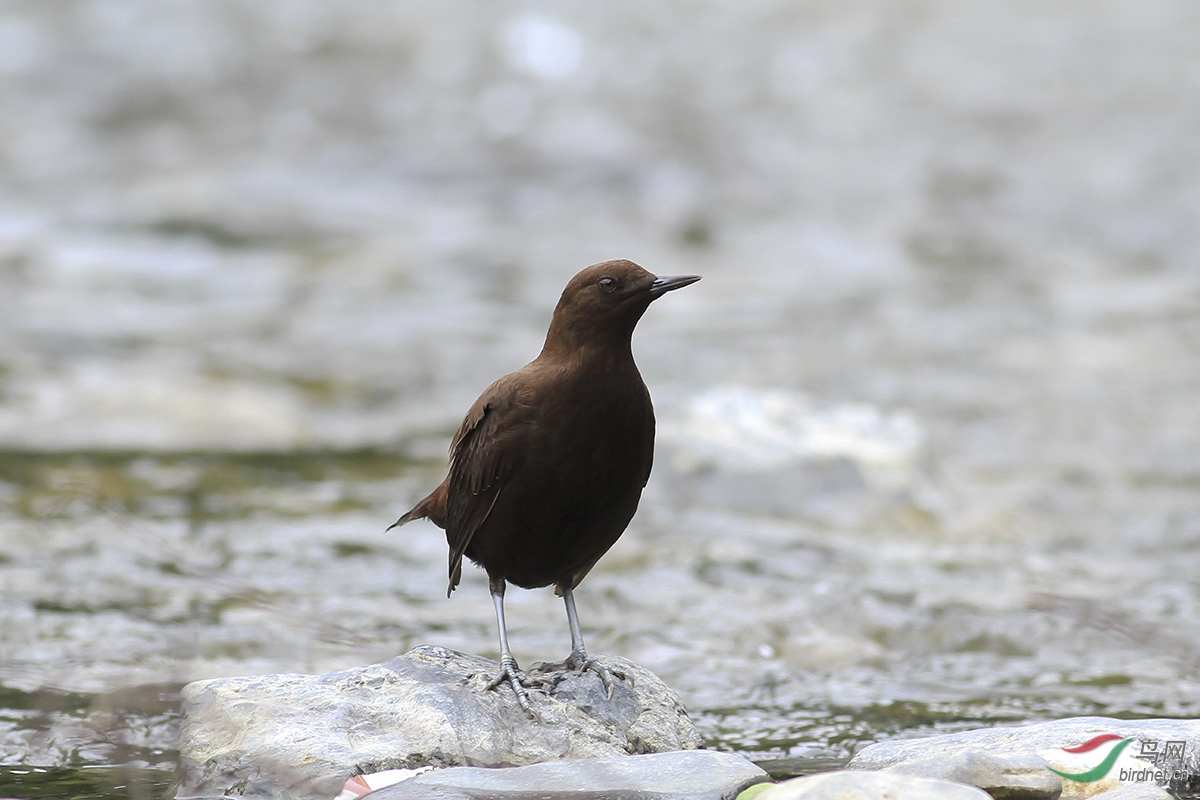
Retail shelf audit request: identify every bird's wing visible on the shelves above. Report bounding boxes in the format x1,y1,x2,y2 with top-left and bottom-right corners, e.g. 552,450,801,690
443,379,524,595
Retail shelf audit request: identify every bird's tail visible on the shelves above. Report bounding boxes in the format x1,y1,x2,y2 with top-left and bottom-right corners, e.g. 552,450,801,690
385,495,434,531
385,507,423,531
386,485,446,531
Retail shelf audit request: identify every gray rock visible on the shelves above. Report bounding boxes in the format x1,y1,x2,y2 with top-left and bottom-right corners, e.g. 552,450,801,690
362,750,769,800
882,750,1061,800
850,717,1200,799
851,717,1200,767
1089,785,1174,800
177,645,701,800
753,770,992,800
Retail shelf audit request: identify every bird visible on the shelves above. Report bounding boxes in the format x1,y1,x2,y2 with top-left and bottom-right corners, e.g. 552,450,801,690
388,259,700,712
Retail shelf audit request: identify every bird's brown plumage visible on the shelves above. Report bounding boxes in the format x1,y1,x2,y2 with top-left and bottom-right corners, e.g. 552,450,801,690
391,260,696,598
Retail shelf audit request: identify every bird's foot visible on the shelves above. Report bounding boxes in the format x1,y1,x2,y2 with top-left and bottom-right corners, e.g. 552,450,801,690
485,655,551,717
532,650,626,699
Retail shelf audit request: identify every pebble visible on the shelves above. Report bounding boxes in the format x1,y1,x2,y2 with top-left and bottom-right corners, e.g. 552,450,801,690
1087,784,1175,800
881,749,1061,799
751,770,991,800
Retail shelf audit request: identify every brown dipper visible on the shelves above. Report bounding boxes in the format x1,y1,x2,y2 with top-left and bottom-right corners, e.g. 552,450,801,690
389,259,699,712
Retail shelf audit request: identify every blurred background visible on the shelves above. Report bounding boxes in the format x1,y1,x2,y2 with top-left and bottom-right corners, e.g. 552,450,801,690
2,0,1200,796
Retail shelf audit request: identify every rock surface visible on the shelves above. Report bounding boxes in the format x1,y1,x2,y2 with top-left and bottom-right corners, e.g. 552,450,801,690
1089,784,1174,800
361,750,768,800
850,717,1200,799
753,770,991,800
177,645,701,800
882,750,1061,799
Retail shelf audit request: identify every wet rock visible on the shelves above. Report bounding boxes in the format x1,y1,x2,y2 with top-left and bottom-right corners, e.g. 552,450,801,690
882,750,1061,799
753,770,991,799
361,750,768,800
177,645,701,800
849,717,1200,799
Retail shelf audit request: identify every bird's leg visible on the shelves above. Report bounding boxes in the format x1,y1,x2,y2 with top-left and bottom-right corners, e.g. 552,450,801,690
482,577,546,715
533,583,625,698
562,582,589,665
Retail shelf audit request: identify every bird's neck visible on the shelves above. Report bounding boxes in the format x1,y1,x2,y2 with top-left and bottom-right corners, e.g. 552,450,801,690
538,338,636,370
538,318,638,366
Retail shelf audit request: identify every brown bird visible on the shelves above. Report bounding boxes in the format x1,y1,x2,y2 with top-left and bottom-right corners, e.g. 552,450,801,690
389,259,699,711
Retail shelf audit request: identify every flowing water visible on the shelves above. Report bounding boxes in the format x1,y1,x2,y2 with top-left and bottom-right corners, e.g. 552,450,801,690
2,1,1200,796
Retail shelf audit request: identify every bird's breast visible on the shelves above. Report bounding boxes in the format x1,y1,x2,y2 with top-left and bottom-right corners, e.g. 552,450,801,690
513,368,652,487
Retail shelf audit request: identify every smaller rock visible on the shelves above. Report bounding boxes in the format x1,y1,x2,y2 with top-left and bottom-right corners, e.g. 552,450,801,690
883,749,1061,799
849,718,1200,770
735,785,775,800
849,717,1200,799
363,751,769,800
1088,785,1173,800
753,770,991,800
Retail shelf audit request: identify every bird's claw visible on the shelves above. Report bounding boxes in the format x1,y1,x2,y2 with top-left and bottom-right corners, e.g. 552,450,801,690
485,656,549,717
533,651,626,699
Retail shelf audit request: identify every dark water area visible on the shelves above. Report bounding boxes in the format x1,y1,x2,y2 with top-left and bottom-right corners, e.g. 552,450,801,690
2,1,1200,797
0,766,171,800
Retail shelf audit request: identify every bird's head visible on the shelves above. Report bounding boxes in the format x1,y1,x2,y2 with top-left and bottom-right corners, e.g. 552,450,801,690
543,260,700,355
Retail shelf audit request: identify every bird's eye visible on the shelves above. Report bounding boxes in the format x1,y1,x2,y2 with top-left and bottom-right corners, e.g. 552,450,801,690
598,277,617,292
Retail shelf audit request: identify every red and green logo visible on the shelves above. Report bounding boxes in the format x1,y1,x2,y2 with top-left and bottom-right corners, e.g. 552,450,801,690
1046,734,1134,783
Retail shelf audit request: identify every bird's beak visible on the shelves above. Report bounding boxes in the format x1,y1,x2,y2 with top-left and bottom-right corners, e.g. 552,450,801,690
648,273,701,297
